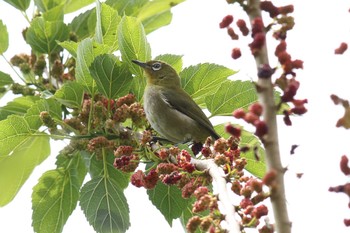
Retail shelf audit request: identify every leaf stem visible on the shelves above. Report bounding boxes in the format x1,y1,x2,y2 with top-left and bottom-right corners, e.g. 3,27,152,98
1,55,26,83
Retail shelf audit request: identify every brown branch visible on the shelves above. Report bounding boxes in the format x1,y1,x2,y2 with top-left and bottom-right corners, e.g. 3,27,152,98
191,158,241,233
247,0,291,233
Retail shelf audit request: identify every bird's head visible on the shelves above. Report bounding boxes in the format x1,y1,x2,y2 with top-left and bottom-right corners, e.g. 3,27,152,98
132,60,181,88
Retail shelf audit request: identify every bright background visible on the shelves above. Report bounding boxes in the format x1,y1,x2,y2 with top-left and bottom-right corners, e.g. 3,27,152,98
1,0,350,232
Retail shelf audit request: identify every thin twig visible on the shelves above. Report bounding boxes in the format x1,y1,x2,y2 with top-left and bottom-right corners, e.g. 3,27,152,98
191,158,241,233
246,0,291,232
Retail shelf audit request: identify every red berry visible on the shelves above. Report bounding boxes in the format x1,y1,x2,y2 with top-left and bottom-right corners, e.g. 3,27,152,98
335,42,348,54
249,103,263,116
219,15,234,28
225,124,241,137
231,47,241,59
233,108,246,119
236,19,249,36
340,155,350,175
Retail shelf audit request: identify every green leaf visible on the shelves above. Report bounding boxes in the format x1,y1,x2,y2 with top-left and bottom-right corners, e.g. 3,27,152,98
97,4,122,52
180,63,235,107
90,54,133,100
54,81,84,108
76,38,109,94
3,0,31,11
147,181,189,226
142,10,172,34
80,176,130,233
34,0,64,12
0,20,9,54
42,4,64,21
0,96,40,121
64,0,94,13
58,41,78,57
215,124,266,178
0,120,50,206
118,15,151,100
69,9,95,41
83,151,130,190
106,0,148,16
32,151,87,233
206,80,258,117
26,17,69,54
154,54,183,73
0,71,13,86
24,98,62,130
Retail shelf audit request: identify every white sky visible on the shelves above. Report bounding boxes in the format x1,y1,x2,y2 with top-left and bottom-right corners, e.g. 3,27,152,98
1,0,350,233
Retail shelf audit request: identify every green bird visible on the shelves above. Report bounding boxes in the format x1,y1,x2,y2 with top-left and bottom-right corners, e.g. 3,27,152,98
132,60,220,143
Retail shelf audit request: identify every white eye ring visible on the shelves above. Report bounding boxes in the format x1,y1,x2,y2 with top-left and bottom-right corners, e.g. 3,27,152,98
151,62,162,71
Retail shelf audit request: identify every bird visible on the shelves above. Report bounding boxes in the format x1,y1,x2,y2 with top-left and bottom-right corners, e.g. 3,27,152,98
132,60,220,144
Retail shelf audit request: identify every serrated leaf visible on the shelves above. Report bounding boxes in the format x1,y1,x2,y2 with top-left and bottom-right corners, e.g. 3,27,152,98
80,176,130,233
180,63,235,107
0,71,13,86
90,54,133,100
69,9,95,41
154,54,183,73
0,20,9,54
118,16,151,100
32,151,87,233
58,41,78,57
83,151,130,190
206,80,258,117
24,98,62,130
3,0,31,11
54,81,84,108
0,96,40,121
0,126,50,206
26,17,69,54
95,4,121,51
106,0,148,16
76,38,109,94
215,124,266,178
147,181,189,226
64,0,94,13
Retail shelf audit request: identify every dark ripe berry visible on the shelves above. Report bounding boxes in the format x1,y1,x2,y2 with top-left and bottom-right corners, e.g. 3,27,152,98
233,108,246,119
251,17,264,37
227,27,239,40
225,124,241,137
249,32,266,55
283,110,292,126
275,40,287,56
258,64,274,79
335,42,348,55
231,47,241,59
290,105,307,115
277,51,291,65
144,169,159,189
344,219,350,227
278,5,294,15
340,155,350,175
260,1,279,18
292,59,304,69
249,103,263,116
236,19,249,36
219,15,234,28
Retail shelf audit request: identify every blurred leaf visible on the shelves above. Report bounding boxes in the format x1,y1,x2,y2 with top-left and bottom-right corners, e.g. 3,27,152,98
76,38,109,94
58,41,78,57
34,0,64,12
206,80,257,117
64,0,94,13
180,63,235,107
24,98,62,130
0,116,50,206
96,3,121,52
32,151,87,233
215,124,266,178
3,0,31,11
26,17,69,54
0,96,40,121
106,0,147,15
0,20,9,54
142,10,172,34
0,71,13,86
154,54,183,73
147,181,189,226
80,175,130,233
69,9,95,41
90,54,133,100
118,16,151,100
54,81,84,108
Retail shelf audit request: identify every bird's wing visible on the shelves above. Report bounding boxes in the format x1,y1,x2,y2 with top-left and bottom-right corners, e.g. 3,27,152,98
160,87,220,140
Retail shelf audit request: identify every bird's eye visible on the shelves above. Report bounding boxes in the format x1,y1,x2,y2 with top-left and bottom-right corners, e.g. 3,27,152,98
151,62,162,71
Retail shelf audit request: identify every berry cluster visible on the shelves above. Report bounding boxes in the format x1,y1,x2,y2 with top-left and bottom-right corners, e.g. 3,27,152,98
232,103,268,139
329,155,350,227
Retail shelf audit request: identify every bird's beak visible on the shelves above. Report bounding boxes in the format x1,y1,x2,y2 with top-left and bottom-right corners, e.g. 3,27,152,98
132,60,148,69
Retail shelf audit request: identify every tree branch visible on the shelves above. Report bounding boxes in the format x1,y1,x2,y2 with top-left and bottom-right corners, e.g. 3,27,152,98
246,0,291,232
191,158,241,233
